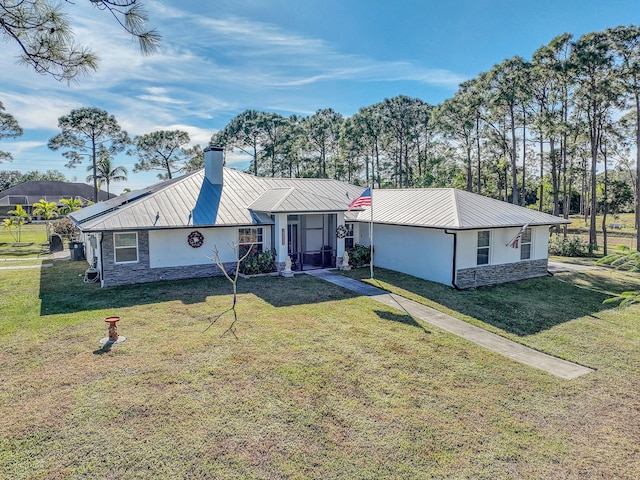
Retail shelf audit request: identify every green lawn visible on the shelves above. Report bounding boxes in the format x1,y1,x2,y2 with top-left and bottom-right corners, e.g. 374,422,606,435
563,213,638,252
566,212,637,234
0,261,638,479
0,223,51,260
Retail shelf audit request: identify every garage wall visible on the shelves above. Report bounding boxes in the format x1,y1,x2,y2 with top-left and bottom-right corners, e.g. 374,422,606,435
365,223,453,286
457,226,549,269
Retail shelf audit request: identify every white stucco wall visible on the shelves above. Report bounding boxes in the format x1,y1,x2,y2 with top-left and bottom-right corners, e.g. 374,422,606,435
363,223,454,286
149,226,272,268
457,226,549,269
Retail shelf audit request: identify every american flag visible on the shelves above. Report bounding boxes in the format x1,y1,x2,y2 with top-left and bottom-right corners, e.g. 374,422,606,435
347,187,372,211
507,223,529,248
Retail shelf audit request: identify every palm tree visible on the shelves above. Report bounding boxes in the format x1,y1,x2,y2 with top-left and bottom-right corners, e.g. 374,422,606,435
3,218,18,242
32,199,59,239
58,198,83,216
86,146,128,196
32,199,59,220
6,204,31,242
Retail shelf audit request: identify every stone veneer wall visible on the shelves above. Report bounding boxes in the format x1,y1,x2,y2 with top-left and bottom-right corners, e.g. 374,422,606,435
456,258,548,289
102,231,234,287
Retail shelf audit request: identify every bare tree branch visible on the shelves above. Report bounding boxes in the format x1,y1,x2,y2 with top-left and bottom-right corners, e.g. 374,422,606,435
204,242,254,338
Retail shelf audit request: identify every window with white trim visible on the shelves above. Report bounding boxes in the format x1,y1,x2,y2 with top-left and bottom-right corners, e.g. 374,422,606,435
344,222,355,249
114,232,139,264
520,227,532,260
477,230,490,265
238,227,263,254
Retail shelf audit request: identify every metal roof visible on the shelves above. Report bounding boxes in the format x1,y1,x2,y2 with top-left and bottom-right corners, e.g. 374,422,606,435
351,188,569,229
71,168,363,232
248,187,353,213
70,172,568,233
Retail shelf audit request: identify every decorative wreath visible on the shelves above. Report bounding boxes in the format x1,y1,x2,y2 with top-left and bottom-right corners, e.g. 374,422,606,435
187,230,204,248
336,225,349,239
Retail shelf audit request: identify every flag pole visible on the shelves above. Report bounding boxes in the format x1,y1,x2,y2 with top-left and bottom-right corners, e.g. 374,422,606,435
370,183,374,279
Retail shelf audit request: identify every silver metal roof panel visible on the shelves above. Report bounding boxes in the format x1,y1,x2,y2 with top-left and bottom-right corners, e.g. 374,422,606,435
353,188,568,229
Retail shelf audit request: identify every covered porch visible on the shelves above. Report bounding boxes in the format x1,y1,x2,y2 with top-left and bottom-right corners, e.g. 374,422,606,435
247,187,351,272
284,213,341,271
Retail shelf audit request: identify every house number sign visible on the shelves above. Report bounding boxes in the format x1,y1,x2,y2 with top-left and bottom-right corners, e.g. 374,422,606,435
187,231,204,248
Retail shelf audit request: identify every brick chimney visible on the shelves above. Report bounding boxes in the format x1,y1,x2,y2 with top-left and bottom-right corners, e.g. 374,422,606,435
203,145,224,185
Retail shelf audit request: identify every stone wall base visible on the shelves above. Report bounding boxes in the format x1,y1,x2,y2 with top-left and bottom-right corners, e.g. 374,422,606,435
102,262,236,287
456,258,548,289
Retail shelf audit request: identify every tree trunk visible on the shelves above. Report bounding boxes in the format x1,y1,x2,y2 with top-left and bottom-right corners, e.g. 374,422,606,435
602,141,608,256
582,156,587,222
539,135,544,212
510,105,518,205
550,139,560,234
375,141,381,188
562,97,570,239
91,136,98,203
589,105,599,249
521,111,526,207
466,146,473,192
635,93,640,251
476,116,482,194
561,136,569,239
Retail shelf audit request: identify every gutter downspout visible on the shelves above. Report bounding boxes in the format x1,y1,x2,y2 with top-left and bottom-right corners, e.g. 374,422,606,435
444,229,460,290
98,232,105,288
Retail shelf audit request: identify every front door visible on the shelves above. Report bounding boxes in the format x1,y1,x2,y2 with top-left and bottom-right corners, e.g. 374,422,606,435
287,223,299,270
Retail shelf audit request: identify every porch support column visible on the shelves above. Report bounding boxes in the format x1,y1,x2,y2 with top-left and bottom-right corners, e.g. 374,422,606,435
273,213,289,272
336,214,346,268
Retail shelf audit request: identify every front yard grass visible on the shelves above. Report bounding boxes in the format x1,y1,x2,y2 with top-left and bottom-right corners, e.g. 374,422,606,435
0,261,638,479
0,223,50,260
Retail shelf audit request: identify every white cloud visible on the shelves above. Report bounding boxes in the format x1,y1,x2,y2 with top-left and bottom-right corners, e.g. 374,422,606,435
225,149,252,170
1,93,81,130
142,3,468,90
155,124,213,146
0,0,467,189
136,95,188,104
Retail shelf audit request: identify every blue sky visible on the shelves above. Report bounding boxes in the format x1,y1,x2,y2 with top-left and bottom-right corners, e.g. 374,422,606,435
1,0,638,192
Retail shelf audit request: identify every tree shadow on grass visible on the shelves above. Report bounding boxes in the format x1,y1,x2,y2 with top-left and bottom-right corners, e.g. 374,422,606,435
39,262,359,316
344,267,623,336
374,309,430,333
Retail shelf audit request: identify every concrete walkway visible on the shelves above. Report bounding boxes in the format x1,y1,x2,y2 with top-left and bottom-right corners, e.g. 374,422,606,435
0,248,70,270
0,263,53,270
306,269,594,380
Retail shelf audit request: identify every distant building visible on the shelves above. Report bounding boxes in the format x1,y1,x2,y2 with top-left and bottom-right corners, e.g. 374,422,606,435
0,181,116,218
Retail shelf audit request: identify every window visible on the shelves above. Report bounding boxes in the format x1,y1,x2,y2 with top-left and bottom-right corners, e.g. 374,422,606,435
238,227,263,254
114,232,138,263
477,231,490,265
520,227,532,260
344,223,355,249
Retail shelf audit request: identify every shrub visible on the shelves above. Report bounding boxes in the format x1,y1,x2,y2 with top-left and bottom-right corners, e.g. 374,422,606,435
53,217,77,237
347,244,372,268
240,248,276,275
548,236,590,257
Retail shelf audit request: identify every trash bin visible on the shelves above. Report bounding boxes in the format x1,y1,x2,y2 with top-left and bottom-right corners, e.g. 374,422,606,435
49,234,63,253
70,241,85,261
